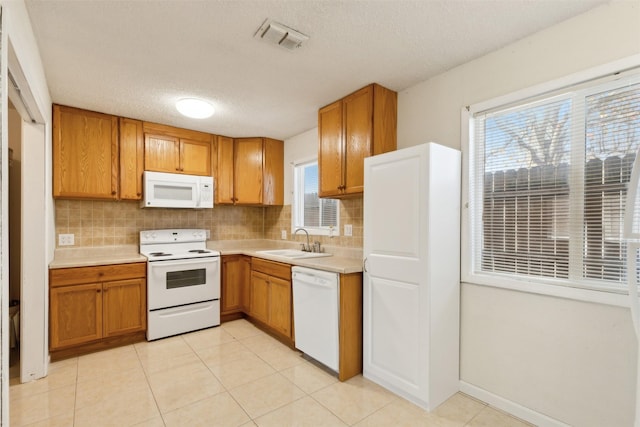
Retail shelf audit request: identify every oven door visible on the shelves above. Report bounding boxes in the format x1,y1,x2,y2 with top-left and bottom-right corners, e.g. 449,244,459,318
147,257,220,310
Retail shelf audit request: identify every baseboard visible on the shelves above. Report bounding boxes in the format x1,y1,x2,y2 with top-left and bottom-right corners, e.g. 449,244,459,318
459,381,570,427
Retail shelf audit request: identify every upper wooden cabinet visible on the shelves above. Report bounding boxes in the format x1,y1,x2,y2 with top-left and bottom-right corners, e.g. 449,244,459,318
119,118,144,200
318,83,397,198
143,122,213,176
53,105,119,199
214,136,283,206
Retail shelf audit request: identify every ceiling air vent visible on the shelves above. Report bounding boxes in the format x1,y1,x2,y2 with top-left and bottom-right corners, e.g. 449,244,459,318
254,19,308,51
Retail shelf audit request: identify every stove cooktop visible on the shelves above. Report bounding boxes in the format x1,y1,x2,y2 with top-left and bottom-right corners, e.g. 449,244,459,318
139,229,220,261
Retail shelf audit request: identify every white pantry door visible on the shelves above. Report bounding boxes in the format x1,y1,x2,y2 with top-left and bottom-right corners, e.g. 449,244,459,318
363,142,461,411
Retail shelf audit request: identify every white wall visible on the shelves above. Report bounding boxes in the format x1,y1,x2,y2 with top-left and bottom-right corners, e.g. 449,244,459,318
396,1,640,426
283,128,317,205
398,1,640,152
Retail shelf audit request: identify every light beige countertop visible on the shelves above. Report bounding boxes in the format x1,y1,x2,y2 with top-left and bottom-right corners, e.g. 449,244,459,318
49,245,147,269
208,239,363,274
50,240,363,274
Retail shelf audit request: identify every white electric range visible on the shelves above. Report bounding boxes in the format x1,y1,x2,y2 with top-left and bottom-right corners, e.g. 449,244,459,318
140,229,220,340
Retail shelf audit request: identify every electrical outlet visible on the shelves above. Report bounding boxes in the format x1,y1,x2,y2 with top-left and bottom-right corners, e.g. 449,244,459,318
281,229,287,240
58,233,75,246
344,224,353,236
206,230,211,239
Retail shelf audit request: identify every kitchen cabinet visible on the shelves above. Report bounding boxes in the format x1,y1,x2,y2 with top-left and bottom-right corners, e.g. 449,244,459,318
220,254,251,321
249,258,292,341
214,137,284,205
53,104,119,199
119,117,144,200
143,121,213,176
49,262,146,358
318,83,397,198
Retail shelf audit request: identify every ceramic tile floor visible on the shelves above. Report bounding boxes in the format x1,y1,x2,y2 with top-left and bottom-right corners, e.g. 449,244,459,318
9,319,534,427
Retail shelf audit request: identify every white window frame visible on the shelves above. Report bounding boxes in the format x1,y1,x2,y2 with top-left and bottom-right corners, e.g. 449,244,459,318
461,54,640,307
291,158,340,237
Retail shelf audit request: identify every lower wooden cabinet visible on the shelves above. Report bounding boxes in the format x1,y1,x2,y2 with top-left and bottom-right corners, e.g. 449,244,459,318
249,258,292,341
221,255,251,320
50,282,103,349
102,278,146,337
49,262,146,357
249,270,270,324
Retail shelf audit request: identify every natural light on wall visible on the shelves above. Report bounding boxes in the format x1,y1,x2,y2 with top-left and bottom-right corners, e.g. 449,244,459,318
292,160,339,236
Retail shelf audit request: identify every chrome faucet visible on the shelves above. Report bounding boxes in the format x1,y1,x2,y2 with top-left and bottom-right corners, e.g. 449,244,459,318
294,228,311,252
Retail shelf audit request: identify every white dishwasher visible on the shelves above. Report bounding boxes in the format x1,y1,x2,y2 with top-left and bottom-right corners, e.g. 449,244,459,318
292,266,340,371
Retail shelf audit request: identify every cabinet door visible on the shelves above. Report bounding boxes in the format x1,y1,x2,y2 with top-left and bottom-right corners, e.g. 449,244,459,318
180,138,212,176
103,278,146,337
53,105,118,199
250,271,270,324
221,255,244,314
240,256,252,312
342,85,373,195
318,100,344,198
144,133,180,173
263,138,284,206
119,118,144,200
50,283,103,349
269,276,292,338
234,138,263,205
216,136,235,204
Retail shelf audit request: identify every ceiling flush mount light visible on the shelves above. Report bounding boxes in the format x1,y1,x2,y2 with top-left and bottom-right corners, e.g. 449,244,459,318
254,19,309,51
175,98,215,119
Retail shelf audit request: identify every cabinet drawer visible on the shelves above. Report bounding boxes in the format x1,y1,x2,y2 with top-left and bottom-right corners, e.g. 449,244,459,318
251,258,291,281
50,262,146,287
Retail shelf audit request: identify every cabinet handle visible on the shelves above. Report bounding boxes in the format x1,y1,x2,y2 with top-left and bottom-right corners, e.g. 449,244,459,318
175,167,180,171
111,191,116,195
137,192,141,196
97,289,101,293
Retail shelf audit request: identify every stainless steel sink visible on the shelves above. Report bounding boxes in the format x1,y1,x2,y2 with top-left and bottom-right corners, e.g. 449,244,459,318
255,249,332,259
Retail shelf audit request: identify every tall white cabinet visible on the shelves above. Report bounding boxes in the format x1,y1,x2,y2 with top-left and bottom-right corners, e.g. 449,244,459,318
363,142,461,411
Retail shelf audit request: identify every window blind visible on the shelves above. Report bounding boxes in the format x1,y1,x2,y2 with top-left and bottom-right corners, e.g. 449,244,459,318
471,75,640,289
294,162,338,230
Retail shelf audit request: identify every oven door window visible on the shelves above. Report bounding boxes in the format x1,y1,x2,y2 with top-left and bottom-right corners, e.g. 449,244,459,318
166,268,206,289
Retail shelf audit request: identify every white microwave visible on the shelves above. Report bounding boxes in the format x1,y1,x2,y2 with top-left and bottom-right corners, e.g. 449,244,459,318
143,171,214,209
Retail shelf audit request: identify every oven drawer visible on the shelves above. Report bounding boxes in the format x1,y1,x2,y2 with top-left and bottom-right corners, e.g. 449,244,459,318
51,262,146,287
147,300,220,340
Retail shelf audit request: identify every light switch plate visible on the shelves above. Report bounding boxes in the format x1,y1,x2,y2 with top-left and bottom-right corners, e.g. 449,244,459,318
344,224,353,236
281,229,287,240
59,233,75,246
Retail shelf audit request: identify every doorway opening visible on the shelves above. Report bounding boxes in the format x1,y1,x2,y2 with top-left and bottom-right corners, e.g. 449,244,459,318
8,100,21,379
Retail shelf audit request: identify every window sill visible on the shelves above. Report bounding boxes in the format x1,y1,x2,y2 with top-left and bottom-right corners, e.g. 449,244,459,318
462,272,631,308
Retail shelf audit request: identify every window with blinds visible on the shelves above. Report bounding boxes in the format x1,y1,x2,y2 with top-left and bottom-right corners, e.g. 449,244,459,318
293,161,339,235
470,72,640,289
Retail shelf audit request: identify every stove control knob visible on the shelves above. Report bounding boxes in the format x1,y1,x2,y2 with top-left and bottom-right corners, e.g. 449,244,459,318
151,232,157,240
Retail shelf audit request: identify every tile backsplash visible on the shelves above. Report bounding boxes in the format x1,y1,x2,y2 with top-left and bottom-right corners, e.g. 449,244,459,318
55,198,363,248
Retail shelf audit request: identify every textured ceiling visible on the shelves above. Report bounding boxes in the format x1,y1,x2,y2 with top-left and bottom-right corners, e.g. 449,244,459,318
25,0,605,140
